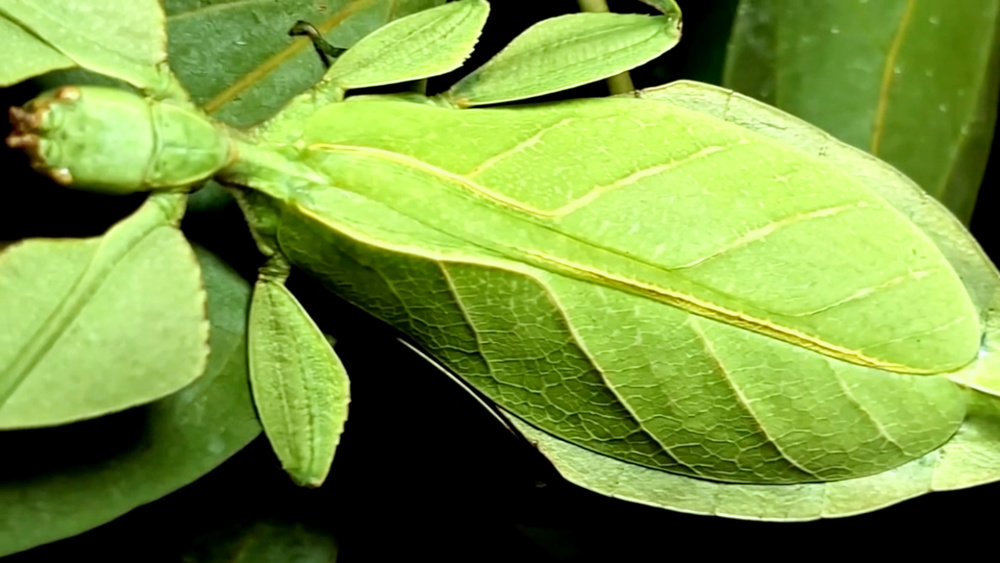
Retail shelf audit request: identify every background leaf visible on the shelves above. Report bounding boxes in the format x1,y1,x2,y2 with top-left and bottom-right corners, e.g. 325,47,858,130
724,0,1000,222
0,245,259,556
167,0,445,211
165,0,445,127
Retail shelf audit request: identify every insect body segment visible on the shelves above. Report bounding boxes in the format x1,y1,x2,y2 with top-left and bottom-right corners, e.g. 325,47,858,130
7,86,232,193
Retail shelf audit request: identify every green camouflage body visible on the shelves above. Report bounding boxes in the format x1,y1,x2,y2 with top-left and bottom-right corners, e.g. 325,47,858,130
222,95,980,485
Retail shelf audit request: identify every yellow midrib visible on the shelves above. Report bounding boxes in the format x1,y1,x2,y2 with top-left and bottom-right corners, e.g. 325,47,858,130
871,0,916,155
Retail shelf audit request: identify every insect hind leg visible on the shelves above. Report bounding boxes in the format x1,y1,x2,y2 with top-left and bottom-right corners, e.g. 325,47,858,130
289,21,346,67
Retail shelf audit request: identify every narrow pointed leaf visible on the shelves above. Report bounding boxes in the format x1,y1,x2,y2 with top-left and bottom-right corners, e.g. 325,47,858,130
0,246,260,557
325,0,489,90
0,0,183,98
724,0,1000,222
444,0,681,106
0,13,73,86
249,277,350,488
0,194,209,428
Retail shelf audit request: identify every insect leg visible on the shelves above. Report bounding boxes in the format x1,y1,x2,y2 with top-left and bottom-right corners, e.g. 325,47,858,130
289,21,345,67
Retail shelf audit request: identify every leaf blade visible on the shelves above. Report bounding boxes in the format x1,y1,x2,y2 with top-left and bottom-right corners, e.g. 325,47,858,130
723,0,1000,222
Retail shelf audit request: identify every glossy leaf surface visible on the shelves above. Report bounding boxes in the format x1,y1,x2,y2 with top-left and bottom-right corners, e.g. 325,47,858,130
0,246,260,555
724,0,1000,222
0,193,208,428
164,0,445,126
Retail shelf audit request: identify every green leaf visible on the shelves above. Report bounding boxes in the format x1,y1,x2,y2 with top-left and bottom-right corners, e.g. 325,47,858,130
723,0,1000,222
0,193,208,428
165,0,445,127
443,0,681,106
0,13,73,86
249,273,350,488
0,245,260,556
0,0,184,98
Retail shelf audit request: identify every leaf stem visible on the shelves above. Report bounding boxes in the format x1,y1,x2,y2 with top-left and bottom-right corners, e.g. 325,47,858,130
576,0,636,95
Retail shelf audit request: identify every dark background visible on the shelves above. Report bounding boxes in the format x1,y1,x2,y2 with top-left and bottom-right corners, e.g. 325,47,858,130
1,1,998,560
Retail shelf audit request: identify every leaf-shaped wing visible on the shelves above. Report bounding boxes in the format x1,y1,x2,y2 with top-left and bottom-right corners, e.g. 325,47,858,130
285,97,981,376
267,199,965,485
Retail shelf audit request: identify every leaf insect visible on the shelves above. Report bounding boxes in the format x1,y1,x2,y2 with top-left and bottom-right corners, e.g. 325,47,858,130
3,0,1000,524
